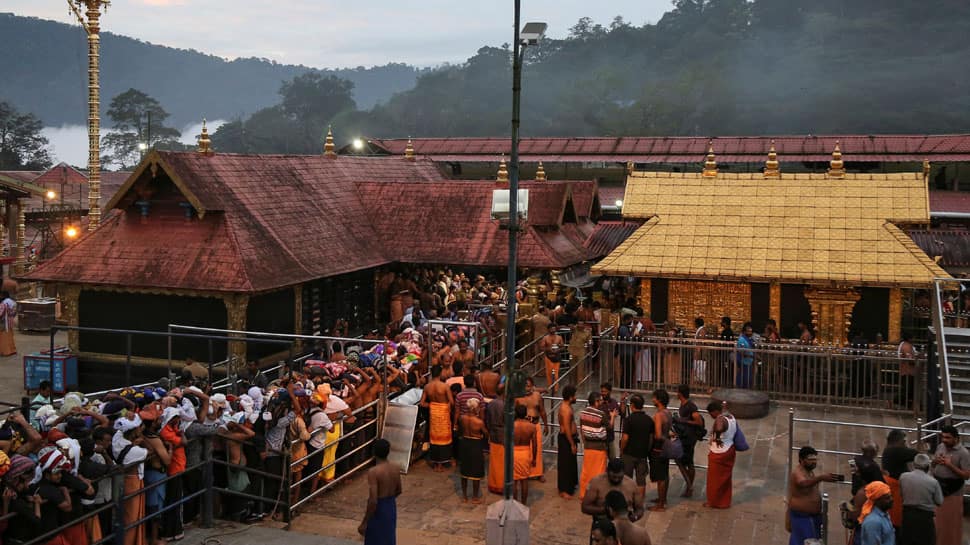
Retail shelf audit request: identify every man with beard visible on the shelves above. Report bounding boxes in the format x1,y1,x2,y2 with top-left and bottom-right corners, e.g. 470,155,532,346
787,446,839,545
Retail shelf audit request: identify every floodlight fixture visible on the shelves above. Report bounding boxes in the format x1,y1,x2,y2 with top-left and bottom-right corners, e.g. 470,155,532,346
520,22,547,45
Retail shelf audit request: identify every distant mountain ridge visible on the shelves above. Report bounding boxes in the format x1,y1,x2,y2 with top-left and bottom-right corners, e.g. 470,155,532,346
0,13,421,127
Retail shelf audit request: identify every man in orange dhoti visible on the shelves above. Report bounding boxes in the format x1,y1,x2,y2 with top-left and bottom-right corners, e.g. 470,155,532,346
420,365,454,472
515,378,547,481
512,405,536,504
579,392,613,499
486,386,506,494
539,324,564,395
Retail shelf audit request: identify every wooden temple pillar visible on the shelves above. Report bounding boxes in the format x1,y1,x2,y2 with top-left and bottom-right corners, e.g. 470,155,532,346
804,287,860,346
638,279,651,316
60,284,81,351
223,294,249,362
769,282,782,327
888,287,903,343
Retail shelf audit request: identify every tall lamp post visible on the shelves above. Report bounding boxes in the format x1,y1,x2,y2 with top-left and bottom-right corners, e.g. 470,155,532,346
489,4,545,544
502,12,546,501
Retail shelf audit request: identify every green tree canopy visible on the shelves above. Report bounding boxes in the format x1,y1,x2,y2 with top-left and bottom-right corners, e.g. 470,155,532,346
101,88,182,169
0,101,52,170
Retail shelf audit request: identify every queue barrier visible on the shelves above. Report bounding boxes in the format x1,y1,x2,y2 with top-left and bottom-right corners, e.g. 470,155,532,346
601,335,927,413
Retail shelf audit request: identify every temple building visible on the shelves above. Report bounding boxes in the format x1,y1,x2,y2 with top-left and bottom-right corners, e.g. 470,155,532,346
591,143,950,344
21,129,612,371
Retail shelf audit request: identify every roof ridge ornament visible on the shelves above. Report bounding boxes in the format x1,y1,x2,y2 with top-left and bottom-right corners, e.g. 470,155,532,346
535,161,546,181
764,140,780,178
702,141,717,177
405,137,415,161
197,118,213,155
827,141,845,178
497,155,509,183
923,159,931,182
324,126,336,157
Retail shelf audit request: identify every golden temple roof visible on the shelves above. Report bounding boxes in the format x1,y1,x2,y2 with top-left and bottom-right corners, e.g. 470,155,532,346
592,170,949,287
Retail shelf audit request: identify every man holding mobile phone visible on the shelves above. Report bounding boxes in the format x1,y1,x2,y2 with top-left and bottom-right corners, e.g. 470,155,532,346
788,446,840,545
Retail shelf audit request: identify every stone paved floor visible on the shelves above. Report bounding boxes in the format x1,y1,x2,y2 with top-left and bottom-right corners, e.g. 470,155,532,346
292,401,968,544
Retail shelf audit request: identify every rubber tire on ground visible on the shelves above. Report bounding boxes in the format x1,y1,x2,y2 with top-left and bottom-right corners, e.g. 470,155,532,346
710,388,770,419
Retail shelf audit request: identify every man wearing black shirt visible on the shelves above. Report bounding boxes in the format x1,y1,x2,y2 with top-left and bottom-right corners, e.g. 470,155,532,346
620,395,654,499
882,429,917,480
674,384,704,497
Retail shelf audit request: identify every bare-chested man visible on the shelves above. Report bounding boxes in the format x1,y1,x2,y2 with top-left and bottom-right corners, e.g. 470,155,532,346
458,398,488,503
539,323,565,394
605,491,651,545
420,365,454,471
515,377,548,482
788,446,839,545
582,458,643,538
477,362,500,400
558,385,579,498
359,439,403,544
455,339,475,373
512,404,537,504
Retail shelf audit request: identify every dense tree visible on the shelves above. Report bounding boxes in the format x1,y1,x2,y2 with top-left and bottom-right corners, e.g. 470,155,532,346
279,73,356,153
101,89,181,169
0,101,52,170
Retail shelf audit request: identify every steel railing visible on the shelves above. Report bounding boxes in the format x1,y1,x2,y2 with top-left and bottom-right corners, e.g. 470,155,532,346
931,277,958,417
600,335,927,412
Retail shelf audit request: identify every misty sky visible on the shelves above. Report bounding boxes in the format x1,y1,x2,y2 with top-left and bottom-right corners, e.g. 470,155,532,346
8,1,670,68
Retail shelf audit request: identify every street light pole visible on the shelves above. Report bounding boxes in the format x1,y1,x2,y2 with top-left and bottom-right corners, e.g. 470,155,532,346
501,0,523,502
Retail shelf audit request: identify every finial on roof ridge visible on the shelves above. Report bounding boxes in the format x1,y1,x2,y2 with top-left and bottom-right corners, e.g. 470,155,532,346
827,140,845,178
702,140,717,177
405,137,415,162
922,159,931,181
497,155,509,183
197,118,213,155
324,126,336,157
764,139,780,178
535,161,546,181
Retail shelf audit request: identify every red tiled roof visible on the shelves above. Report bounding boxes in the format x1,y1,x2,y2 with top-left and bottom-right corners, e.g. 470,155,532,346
929,191,970,215
0,171,42,183
584,221,643,258
27,152,596,292
371,135,970,163
27,210,252,292
908,230,970,268
598,186,624,207
25,170,130,213
570,180,599,219
28,152,447,292
32,163,88,185
356,179,597,269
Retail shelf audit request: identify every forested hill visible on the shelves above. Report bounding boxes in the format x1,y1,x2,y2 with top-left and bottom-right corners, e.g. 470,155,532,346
331,0,970,139
0,13,420,127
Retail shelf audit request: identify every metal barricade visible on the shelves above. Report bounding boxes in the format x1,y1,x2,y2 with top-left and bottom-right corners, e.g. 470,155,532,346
600,335,927,412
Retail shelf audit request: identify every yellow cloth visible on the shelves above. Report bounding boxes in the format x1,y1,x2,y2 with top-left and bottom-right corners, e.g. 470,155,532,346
513,445,533,480
858,481,892,524
123,474,145,545
429,402,452,446
488,441,505,494
579,448,608,500
321,420,342,480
